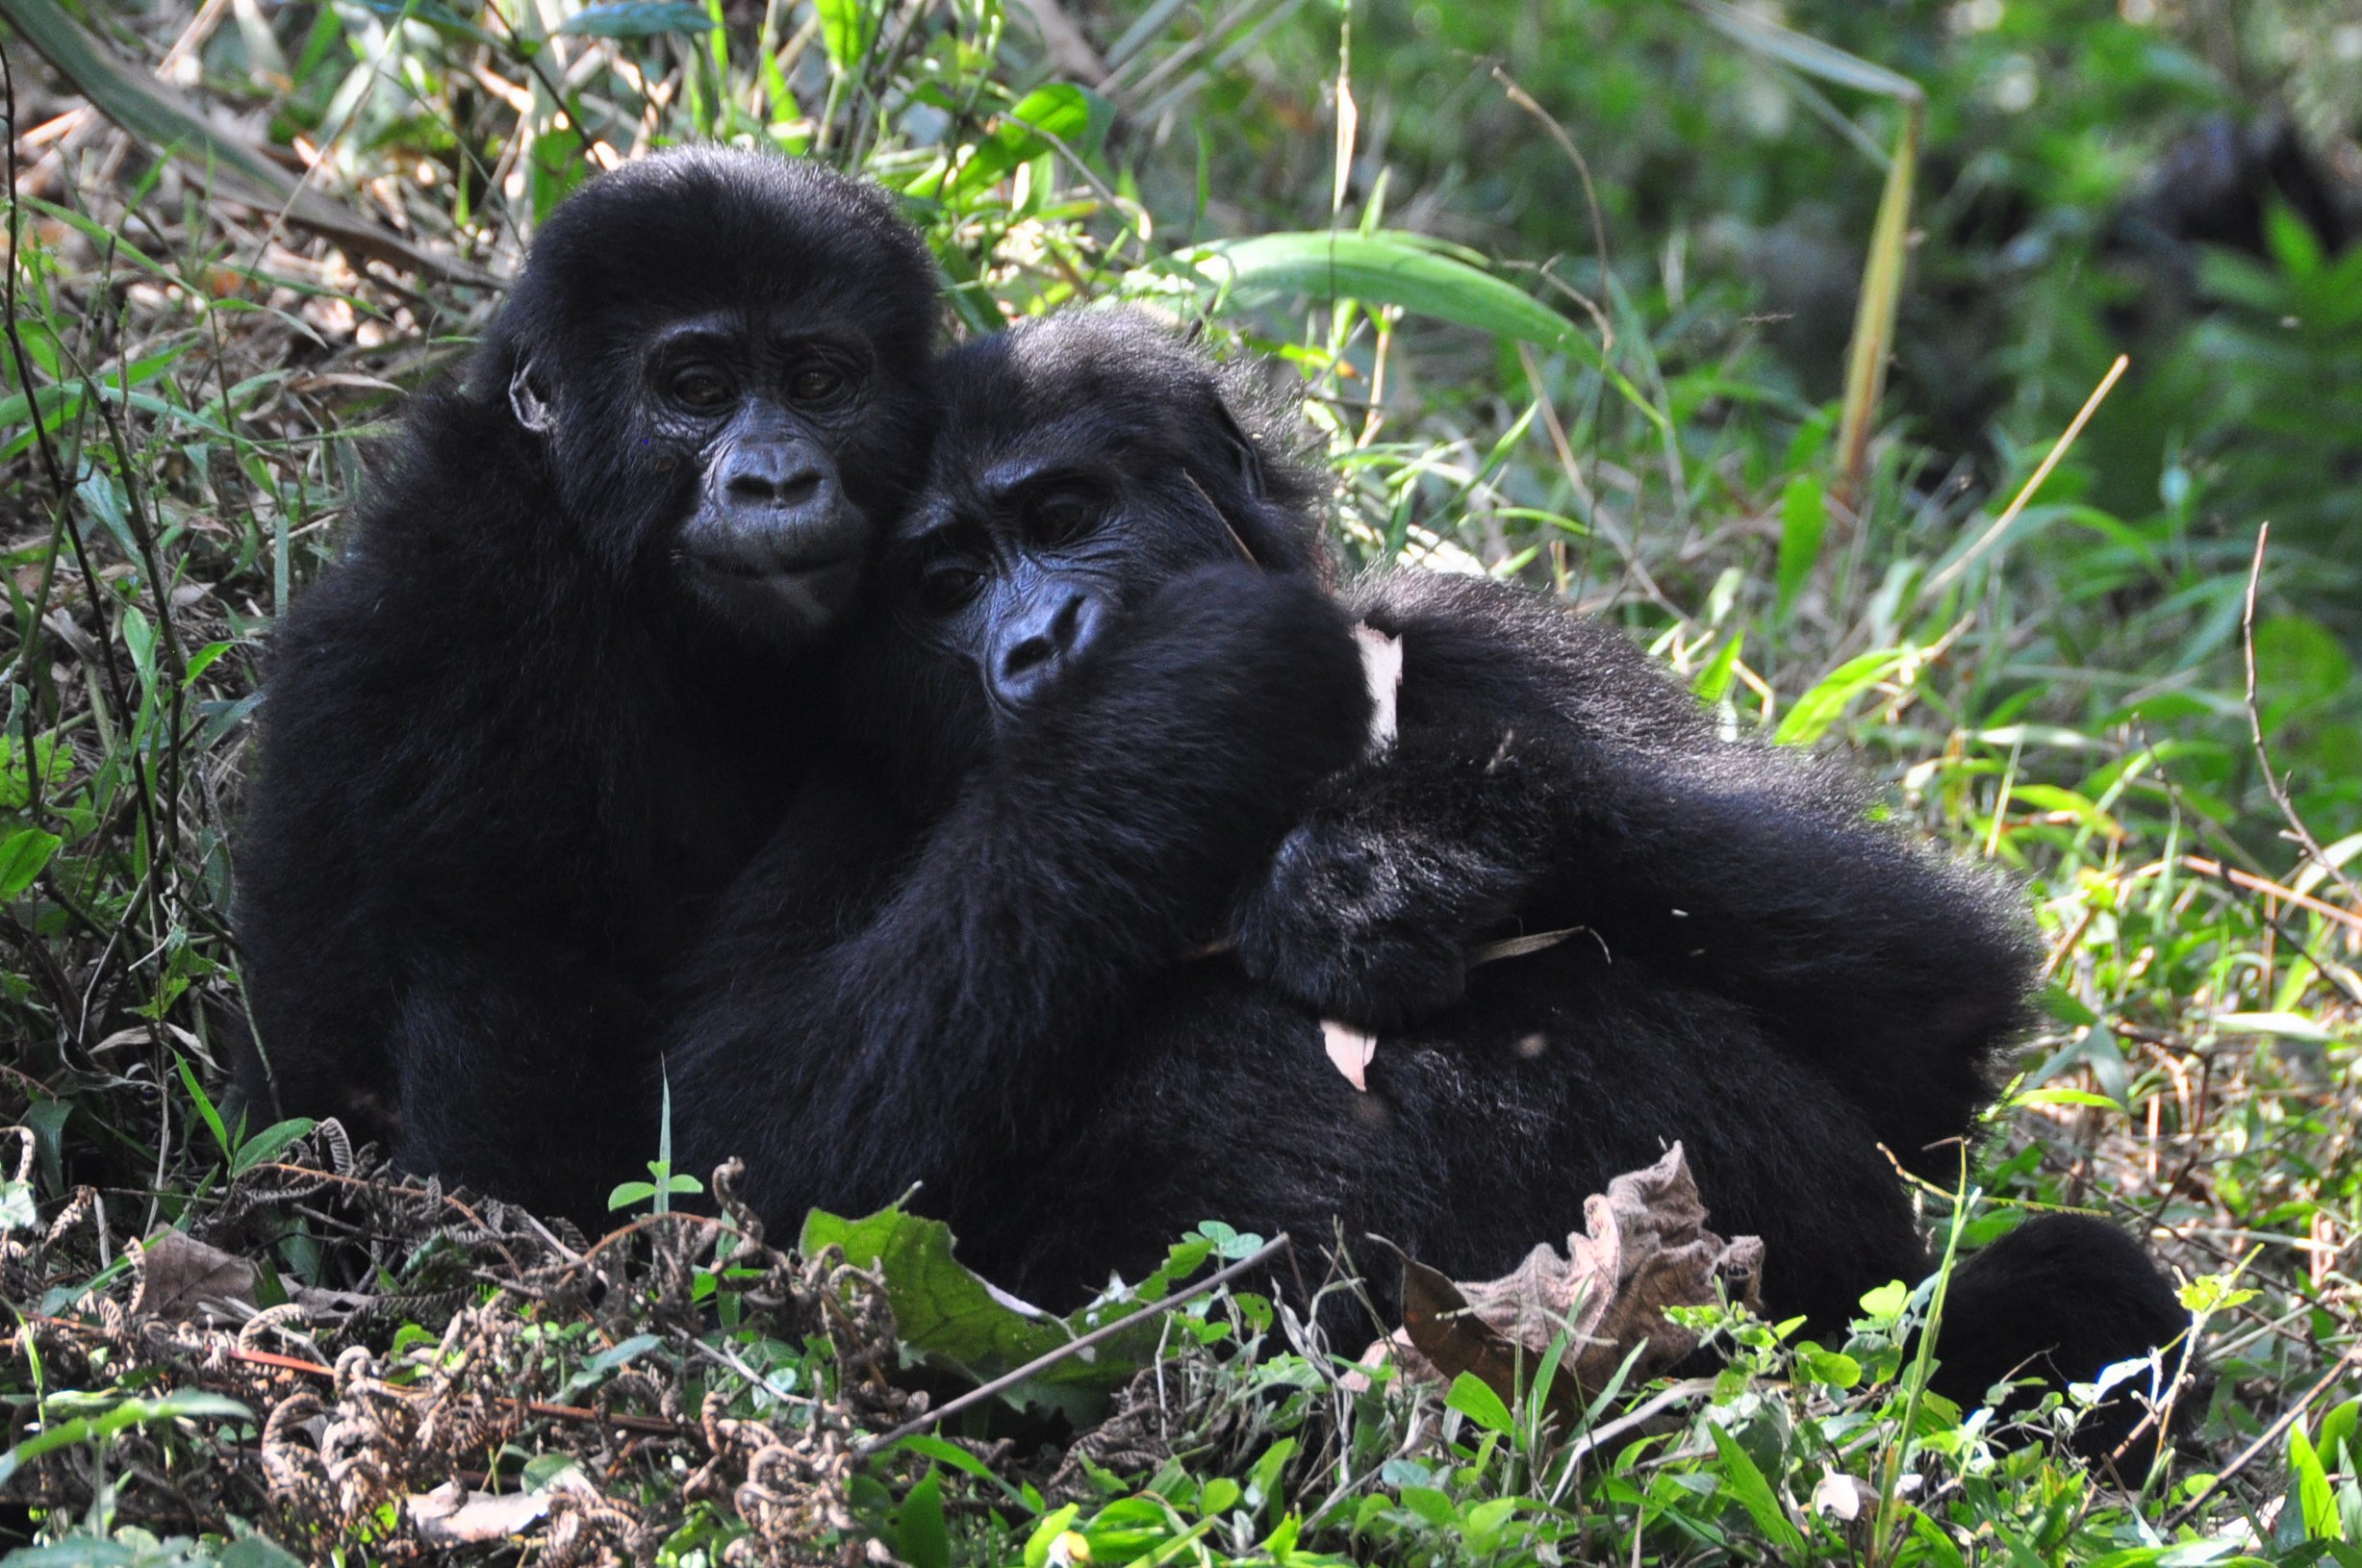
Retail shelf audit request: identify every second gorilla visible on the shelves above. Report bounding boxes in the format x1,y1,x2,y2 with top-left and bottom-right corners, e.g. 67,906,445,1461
667,309,2189,1453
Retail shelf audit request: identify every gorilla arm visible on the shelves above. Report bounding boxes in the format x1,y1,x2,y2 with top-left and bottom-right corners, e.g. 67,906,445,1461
666,566,1374,1230
1231,569,2033,1171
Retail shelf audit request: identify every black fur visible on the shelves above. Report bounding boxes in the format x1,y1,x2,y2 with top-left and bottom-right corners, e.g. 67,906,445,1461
236,149,938,1222
670,308,2192,1458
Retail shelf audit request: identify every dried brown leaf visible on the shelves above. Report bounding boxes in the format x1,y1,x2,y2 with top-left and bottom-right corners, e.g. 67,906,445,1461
137,1228,259,1321
1395,1144,1763,1412
406,1481,551,1547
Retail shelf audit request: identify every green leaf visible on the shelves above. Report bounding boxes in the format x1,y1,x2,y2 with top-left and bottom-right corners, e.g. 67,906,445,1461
1692,632,1744,705
0,1178,35,1233
0,826,63,898
1022,1505,1082,1568
1180,232,1584,355
941,84,1113,201
1707,1425,1806,1553
558,1332,665,1402
0,1390,251,1489
2293,1421,2341,1540
123,606,157,689
802,1205,1165,1423
816,0,882,73
1774,474,1826,619
882,1433,1028,1502
1773,646,1915,746
608,1180,657,1209
176,1053,232,1163
556,1,717,37
2011,1087,2128,1113
1444,1371,1515,1434
1797,1346,1862,1388
890,1472,952,1568
229,1117,318,1176
2039,985,2101,1027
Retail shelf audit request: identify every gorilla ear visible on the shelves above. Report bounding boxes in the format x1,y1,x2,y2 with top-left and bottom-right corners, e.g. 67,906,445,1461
508,359,557,435
1209,397,1270,500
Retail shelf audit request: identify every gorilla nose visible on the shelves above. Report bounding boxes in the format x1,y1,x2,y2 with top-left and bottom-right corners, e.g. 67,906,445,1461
724,453,825,510
995,591,1104,706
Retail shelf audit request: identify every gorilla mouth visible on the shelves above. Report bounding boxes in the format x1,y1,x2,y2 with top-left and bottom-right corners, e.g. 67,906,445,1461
692,547,855,581
685,550,863,639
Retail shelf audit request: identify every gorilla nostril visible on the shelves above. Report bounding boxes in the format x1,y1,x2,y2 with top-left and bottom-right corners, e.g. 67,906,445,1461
1003,636,1054,678
725,465,825,508
1050,594,1084,649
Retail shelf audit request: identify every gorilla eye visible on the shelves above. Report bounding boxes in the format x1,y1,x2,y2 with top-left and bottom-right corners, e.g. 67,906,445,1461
790,365,850,405
916,561,985,615
1028,489,1101,545
670,367,733,412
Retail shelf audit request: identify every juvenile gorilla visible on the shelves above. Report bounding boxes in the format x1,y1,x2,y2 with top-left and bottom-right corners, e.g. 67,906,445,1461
670,311,2189,1453
237,149,938,1222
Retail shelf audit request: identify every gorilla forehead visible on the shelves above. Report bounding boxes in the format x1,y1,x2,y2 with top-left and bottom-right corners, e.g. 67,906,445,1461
490,149,937,366
934,309,1232,468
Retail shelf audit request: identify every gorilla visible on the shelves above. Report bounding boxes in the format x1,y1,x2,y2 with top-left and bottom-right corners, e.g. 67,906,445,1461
236,149,939,1223
666,309,2192,1455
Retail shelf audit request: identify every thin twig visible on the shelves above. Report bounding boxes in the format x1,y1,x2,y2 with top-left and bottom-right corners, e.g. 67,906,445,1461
1561,1378,1716,1465
1491,66,1612,307
2179,855,2362,937
1922,354,2128,596
858,1231,1291,1453
2164,1343,2361,1530
2239,523,2362,913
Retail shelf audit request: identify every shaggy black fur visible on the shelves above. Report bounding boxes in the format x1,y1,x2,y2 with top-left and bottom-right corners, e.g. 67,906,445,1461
668,309,2192,1457
236,149,938,1222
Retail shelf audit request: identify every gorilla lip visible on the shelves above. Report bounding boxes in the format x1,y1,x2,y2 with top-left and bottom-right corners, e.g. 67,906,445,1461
687,552,863,634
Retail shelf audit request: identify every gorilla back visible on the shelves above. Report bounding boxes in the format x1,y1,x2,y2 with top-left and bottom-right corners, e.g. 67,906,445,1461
235,149,937,1222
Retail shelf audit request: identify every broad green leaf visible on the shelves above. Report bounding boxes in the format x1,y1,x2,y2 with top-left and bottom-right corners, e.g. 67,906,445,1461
802,1205,1174,1423
941,84,1113,201
1692,632,1744,705
1180,232,1583,356
1774,474,1825,619
1773,647,1915,746
1445,1371,1514,1434
0,827,63,898
123,606,158,689
557,2,717,37
2292,1421,2340,1540
1707,1425,1806,1553
558,1332,666,1402
229,1117,318,1176
2038,985,2101,1027
890,1473,952,1568
816,0,881,73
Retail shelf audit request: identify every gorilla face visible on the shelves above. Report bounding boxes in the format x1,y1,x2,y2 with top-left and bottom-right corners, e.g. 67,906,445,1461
481,149,941,646
640,312,879,637
889,309,1324,724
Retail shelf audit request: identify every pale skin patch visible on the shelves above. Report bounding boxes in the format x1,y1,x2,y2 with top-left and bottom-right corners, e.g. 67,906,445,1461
1322,1018,1379,1092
